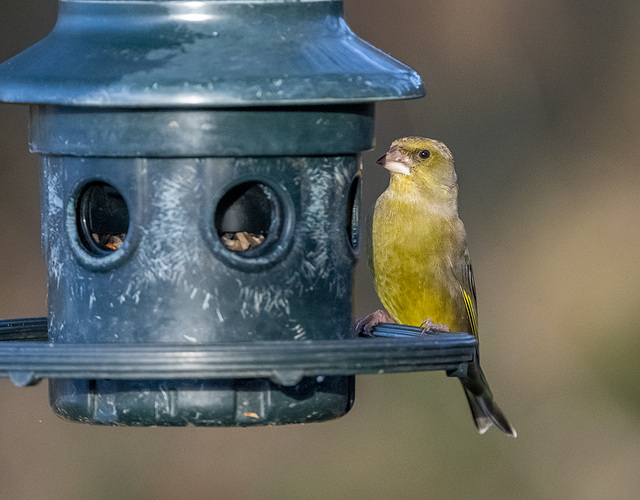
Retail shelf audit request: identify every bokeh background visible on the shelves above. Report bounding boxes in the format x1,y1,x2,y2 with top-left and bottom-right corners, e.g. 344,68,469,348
1,0,639,498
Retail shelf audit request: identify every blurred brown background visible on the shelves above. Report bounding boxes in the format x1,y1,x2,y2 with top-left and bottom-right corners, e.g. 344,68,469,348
1,0,639,498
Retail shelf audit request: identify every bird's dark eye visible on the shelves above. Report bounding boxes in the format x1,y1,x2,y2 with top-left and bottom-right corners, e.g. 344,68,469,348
419,150,430,159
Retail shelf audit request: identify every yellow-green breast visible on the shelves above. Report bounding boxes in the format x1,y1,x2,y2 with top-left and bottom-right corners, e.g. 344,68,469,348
371,186,471,333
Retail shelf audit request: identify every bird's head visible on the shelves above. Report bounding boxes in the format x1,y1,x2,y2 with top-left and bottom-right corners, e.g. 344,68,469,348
377,137,457,199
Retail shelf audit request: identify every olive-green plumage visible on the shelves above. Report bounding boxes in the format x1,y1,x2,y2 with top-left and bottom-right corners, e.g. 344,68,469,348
370,137,516,437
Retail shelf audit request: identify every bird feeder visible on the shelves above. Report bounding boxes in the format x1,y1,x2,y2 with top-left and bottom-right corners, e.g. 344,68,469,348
0,0,477,426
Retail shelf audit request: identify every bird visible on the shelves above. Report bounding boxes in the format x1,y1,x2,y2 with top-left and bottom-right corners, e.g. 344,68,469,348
357,136,516,437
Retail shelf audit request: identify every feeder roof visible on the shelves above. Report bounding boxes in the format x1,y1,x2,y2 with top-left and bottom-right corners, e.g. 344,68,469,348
0,0,424,107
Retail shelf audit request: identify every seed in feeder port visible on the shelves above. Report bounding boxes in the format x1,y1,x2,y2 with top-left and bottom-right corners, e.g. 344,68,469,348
77,181,129,256
221,231,265,252
91,233,125,251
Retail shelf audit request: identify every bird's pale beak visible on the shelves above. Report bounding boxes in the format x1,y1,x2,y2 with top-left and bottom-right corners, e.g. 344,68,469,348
376,147,412,175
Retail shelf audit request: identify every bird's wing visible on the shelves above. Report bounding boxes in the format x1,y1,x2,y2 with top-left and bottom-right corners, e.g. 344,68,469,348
456,244,479,337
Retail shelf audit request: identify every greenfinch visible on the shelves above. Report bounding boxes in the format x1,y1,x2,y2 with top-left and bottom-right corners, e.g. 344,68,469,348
360,137,516,437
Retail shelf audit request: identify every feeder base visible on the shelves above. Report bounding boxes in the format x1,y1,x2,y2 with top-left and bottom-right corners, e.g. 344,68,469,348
49,376,354,426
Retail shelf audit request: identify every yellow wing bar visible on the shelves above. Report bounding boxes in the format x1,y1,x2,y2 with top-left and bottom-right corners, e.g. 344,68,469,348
461,287,478,337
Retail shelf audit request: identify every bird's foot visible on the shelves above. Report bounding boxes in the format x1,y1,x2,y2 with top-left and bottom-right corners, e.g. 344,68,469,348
354,309,396,337
420,318,450,335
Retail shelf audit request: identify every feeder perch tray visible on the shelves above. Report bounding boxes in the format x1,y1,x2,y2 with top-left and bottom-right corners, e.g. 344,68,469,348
0,318,476,387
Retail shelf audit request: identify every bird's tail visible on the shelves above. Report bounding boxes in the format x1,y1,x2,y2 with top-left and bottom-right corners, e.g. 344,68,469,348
460,360,516,437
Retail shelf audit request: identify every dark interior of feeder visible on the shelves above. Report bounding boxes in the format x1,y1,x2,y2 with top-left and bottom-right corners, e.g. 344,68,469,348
76,181,129,255
214,181,279,253
345,175,361,250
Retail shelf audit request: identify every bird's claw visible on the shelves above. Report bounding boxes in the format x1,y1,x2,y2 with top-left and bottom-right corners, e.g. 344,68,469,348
354,309,396,337
420,318,450,335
